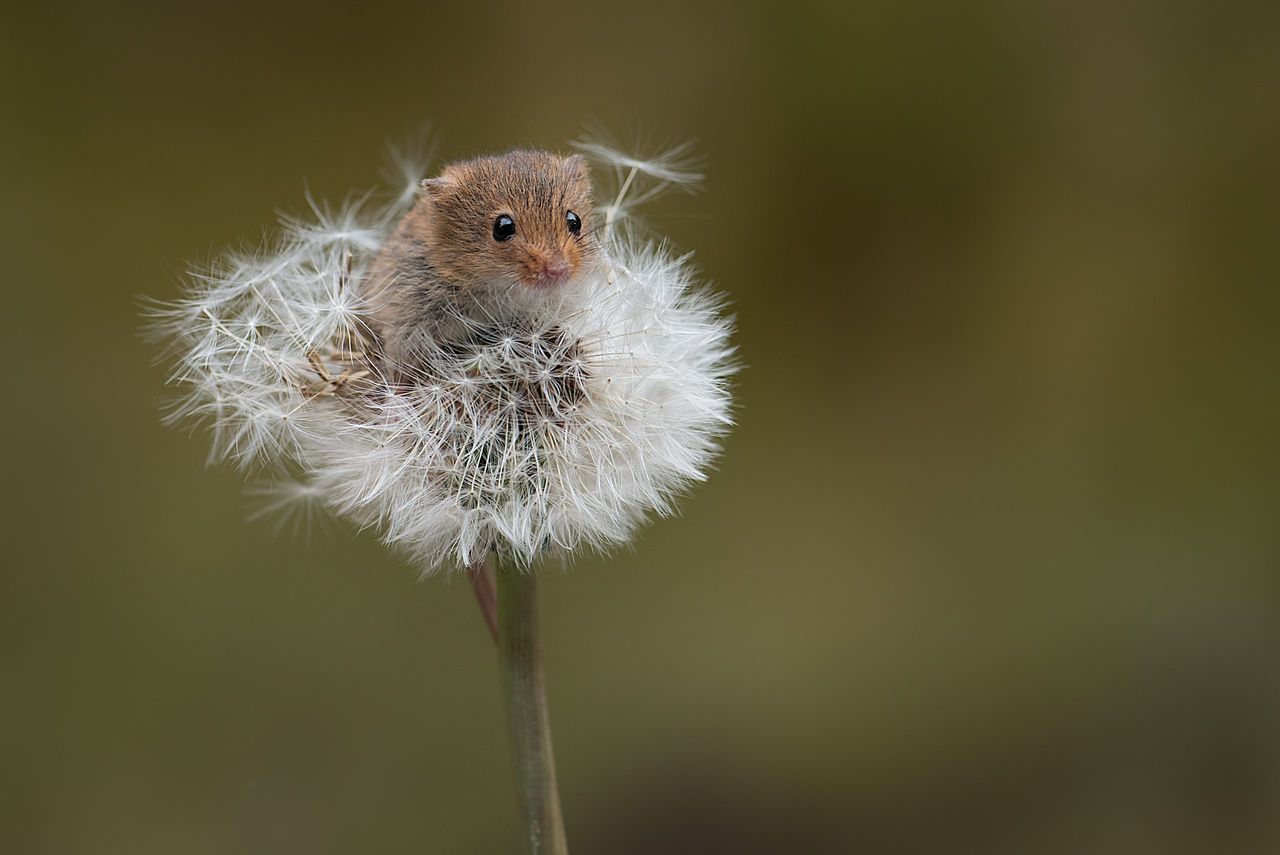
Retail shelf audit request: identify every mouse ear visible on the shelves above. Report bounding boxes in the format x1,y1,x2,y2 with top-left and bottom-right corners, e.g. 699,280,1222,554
564,154,589,180
420,173,457,196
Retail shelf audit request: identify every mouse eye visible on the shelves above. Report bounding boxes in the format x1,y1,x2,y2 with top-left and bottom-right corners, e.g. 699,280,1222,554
565,210,582,235
493,214,516,242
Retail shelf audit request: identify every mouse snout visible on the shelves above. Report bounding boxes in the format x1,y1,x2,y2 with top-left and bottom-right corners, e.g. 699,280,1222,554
543,255,570,280
525,251,571,286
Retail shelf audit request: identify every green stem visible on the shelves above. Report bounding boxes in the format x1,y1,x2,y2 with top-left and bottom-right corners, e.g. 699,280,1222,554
497,566,568,855
468,557,498,643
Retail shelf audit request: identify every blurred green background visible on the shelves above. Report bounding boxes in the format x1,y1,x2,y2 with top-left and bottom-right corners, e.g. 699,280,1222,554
4,1,1280,852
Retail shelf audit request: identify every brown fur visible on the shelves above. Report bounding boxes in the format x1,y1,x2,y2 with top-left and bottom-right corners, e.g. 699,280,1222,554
360,150,597,363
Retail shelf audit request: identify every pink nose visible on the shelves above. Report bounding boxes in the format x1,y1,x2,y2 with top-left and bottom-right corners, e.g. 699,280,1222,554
543,256,569,280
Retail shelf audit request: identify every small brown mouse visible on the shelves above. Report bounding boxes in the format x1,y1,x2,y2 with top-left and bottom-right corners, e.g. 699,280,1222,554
360,150,598,366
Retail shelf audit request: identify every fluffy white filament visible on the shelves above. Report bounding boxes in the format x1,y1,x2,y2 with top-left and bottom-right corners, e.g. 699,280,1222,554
148,142,735,572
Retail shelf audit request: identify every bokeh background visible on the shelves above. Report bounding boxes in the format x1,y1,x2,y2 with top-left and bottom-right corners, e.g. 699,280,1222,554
4,1,1280,852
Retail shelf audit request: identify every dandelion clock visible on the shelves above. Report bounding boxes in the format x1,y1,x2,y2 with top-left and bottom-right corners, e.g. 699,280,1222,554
147,135,735,854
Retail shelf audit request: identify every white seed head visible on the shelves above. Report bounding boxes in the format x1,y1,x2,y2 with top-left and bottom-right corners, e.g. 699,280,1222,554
148,140,736,572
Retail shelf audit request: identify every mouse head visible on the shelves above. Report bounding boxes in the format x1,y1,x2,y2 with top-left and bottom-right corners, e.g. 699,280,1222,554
421,150,597,291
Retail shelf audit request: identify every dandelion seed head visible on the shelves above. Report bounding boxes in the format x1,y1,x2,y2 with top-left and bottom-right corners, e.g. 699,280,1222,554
150,138,736,572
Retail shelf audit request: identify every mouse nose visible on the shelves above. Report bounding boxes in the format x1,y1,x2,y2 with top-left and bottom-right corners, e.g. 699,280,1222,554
543,255,569,280
540,253,570,280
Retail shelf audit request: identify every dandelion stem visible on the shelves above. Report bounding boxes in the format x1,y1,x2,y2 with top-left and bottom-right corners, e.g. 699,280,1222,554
497,566,568,855
468,557,498,643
